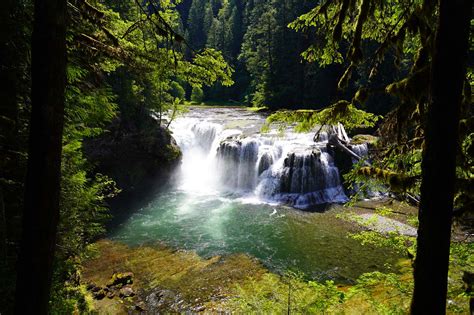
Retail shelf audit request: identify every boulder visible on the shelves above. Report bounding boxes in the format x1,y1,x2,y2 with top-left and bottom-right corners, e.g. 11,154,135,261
135,301,148,312
193,305,206,312
93,289,106,300
107,272,134,287
351,134,378,145
119,286,135,298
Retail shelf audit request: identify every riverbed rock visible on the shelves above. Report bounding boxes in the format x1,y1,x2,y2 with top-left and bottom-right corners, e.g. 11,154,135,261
93,289,106,300
107,272,134,287
351,134,378,145
134,301,148,312
119,286,135,298
193,305,206,312
87,282,100,292
144,289,189,312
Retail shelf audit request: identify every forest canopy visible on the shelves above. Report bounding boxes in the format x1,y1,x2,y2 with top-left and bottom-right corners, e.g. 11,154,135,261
0,0,472,314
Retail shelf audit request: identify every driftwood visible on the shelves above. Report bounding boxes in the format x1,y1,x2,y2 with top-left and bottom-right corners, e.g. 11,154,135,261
328,133,370,165
325,125,420,205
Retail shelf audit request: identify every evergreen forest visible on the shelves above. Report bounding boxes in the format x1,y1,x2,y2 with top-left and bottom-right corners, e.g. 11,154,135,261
0,0,473,314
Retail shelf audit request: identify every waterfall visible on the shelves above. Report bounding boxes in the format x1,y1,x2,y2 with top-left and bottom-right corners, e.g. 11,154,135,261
170,108,351,209
351,143,369,162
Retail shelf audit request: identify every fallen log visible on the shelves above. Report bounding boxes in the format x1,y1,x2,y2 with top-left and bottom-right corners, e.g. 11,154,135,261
325,130,420,205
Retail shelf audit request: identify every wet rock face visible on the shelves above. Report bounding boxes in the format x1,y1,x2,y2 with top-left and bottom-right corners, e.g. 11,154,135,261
280,151,336,194
84,115,182,208
257,152,274,176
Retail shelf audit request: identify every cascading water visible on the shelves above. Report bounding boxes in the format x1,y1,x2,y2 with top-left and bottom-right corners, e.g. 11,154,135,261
111,107,401,282
170,107,349,209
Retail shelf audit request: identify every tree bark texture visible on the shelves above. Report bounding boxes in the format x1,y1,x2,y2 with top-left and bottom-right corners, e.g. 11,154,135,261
14,0,67,313
411,0,472,313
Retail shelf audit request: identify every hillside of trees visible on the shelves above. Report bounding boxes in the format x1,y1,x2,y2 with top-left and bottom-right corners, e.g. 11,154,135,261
175,0,399,114
0,0,473,313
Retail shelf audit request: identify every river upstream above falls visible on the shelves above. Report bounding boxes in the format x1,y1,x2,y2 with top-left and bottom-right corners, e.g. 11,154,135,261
109,107,402,283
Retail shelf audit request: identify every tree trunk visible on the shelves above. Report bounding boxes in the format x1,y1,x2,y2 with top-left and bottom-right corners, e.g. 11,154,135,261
14,0,67,313
411,0,472,313
0,187,6,261
0,0,22,264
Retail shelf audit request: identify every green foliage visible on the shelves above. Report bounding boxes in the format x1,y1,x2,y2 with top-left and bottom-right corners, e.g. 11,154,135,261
263,101,381,133
342,145,422,203
49,258,95,314
347,271,412,314
44,2,128,310
226,258,471,313
59,142,119,256
184,48,234,88
170,81,186,100
456,131,474,214
350,230,414,254
337,210,416,254
227,272,344,313
288,0,473,216
337,207,472,313
100,0,234,123
289,0,433,68
191,86,204,103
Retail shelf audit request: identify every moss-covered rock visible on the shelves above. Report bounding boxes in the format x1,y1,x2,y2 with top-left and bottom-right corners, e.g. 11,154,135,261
107,272,134,287
351,134,378,145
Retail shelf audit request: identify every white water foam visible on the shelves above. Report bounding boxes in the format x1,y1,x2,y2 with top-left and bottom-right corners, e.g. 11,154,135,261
170,108,350,209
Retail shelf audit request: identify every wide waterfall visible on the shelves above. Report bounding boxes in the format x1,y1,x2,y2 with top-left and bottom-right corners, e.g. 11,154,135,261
170,107,351,209
111,107,400,283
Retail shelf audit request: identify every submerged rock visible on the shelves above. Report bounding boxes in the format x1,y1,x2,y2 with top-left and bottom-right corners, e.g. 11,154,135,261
119,286,135,298
87,282,99,292
193,305,206,312
145,289,180,310
92,289,106,300
107,272,134,287
134,301,148,312
355,213,417,236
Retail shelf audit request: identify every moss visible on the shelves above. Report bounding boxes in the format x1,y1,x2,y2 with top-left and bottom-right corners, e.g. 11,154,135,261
351,134,378,145
107,272,133,287
82,240,268,313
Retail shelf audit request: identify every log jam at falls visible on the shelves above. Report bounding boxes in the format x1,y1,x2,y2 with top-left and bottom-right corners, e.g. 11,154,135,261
110,107,398,282
171,107,366,209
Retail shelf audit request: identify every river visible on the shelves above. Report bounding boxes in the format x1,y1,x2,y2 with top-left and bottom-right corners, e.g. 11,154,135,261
109,107,400,283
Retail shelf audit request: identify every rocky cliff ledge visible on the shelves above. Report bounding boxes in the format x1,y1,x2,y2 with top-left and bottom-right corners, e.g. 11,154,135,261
84,114,181,210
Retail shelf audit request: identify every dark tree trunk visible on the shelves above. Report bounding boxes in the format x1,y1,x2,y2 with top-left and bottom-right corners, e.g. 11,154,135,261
14,0,67,313
411,0,472,313
0,188,6,261
0,0,22,264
